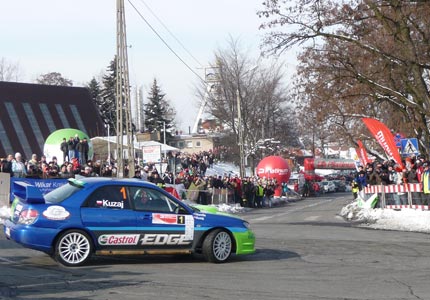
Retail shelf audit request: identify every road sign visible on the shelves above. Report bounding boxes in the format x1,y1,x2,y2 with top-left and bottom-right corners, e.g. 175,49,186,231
394,133,403,148
401,138,419,157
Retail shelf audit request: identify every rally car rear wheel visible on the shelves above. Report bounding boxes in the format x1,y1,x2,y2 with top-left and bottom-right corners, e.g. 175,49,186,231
54,230,93,266
202,229,232,263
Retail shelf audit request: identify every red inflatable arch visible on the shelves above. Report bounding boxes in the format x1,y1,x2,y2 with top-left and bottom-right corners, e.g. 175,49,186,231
303,158,356,180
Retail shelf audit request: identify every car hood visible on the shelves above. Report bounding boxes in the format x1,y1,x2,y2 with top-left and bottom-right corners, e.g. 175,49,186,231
191,204,242,220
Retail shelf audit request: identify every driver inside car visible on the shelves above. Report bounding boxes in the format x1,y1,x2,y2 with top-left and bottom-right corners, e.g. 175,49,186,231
134,189,151,210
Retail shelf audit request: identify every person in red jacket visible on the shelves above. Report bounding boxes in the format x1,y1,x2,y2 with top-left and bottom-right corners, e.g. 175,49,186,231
313,181,320,196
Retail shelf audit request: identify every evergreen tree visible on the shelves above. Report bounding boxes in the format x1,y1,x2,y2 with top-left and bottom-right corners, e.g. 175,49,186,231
100,57,118,135
144,78,176,142
87,77,101,102
86,77,110,135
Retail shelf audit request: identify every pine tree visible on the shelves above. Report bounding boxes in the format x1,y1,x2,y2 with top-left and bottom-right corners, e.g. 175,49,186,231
86,77,107,134
144,78,176,141
100,57,118,135
87,77,101,103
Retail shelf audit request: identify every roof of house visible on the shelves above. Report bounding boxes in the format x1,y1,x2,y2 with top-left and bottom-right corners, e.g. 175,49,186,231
0,81,105,159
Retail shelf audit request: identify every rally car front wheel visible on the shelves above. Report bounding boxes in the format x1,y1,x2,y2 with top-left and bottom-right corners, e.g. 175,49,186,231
54,230,93,266
202,229,232,263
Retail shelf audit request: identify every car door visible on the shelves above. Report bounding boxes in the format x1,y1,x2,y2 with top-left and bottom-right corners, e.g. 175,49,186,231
81,184,140,250
130,186,195,251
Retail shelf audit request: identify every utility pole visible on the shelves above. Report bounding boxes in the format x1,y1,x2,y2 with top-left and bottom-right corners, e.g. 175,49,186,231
116,0,134,178
237,88,245,178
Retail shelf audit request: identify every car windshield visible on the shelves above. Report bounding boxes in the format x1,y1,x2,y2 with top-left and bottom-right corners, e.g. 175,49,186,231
44,182,83,204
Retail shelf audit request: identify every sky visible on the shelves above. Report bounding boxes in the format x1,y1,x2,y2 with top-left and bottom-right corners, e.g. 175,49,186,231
1,0,297,133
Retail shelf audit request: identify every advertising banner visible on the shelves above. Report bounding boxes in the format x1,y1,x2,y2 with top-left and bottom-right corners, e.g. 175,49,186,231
356,140,371,166
142,145,161,163
362,118,403,168
9,178,67,202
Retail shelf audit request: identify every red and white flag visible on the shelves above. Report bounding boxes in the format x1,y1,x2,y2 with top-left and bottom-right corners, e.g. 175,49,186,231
362,118,403,168
356,140,371,166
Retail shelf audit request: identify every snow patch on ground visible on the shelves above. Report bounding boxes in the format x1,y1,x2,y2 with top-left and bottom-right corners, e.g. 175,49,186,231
340,200,430,233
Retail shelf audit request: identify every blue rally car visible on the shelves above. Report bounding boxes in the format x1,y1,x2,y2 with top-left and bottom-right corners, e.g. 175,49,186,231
3,177,255,266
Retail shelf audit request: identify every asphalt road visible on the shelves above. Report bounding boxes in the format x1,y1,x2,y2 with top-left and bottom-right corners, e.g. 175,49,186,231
1,193,430,300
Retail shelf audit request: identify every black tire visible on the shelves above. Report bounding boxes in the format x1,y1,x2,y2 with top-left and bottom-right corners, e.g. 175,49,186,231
202,229,232,263
54,230,93,267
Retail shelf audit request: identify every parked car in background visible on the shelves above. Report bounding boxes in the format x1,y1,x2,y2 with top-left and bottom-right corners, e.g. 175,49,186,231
320,181,336,193
332,180,347,192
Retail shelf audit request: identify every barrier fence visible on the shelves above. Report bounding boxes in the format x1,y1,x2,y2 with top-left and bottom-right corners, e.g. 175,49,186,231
363,183,429,210
185,187,301,206
185,188,235,205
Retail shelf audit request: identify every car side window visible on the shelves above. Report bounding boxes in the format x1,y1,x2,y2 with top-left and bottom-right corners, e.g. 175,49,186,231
131,187,178,213
85,185,130,210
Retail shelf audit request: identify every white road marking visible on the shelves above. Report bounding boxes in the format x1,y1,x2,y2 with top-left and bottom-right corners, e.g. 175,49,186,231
304,216,319,221
249,199,334,222
0,256,16,263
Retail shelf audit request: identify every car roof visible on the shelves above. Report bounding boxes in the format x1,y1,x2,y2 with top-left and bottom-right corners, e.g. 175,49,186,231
71,176,158,188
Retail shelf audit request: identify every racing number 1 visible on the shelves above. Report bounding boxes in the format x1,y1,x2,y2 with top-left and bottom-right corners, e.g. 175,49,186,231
177,215,185,224
120,187,127,200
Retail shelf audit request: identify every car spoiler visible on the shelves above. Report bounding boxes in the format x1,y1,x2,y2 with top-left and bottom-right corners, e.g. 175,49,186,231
13,181,45,204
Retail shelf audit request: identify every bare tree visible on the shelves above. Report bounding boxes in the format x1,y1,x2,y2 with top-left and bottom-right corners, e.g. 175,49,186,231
0,58,22,82
258,0,430,156
196,38,297,166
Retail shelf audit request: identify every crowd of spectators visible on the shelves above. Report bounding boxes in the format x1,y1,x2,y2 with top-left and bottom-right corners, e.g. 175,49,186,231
133,151,281,208
0,148,287,208
351,155,430,206
5,139,429,208
0,152,102,179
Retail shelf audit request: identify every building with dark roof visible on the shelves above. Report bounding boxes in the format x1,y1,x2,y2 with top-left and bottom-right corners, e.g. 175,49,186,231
0,81,105,160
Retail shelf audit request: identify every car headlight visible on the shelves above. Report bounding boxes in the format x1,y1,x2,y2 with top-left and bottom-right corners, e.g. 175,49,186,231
242,221,251,230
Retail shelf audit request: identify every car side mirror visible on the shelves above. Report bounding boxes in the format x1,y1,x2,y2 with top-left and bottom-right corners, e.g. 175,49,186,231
177,206,188,214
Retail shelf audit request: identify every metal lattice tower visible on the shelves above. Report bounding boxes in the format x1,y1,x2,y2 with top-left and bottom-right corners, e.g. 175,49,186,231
116,0,134,178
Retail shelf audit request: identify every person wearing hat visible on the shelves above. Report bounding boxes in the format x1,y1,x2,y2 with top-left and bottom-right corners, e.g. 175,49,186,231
351,180,359,200
355,170,367,192
50,156,59,169
27,153,39,173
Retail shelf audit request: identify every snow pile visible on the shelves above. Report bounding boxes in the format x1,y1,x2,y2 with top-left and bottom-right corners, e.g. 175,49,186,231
217,203,248,214
340,201,379,224
340,200,430,233
0,206,9,225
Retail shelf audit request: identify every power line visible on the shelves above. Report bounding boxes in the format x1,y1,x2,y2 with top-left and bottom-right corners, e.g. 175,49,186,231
127,0,206,84
138,0,204,68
